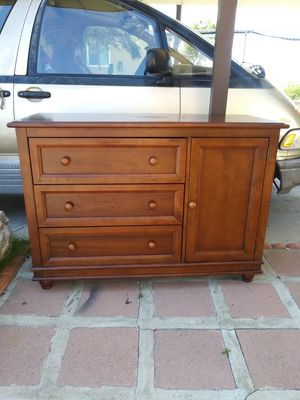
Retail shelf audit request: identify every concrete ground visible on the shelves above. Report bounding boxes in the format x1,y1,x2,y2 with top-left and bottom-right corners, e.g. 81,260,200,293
267,186,300,245
0,186,299,400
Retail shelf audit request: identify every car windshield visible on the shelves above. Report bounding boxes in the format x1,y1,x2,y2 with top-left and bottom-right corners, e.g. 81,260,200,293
0,0,16,33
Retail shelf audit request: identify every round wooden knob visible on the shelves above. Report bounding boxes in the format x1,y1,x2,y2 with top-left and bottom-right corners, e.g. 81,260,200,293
188,201,197,209
148,241,156,249
61,156,71,166
148,201,157,209
67,242,76,251
148,156,157,166
64,201,74,211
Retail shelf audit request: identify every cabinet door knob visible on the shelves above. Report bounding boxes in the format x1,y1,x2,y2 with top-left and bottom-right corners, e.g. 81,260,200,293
67,242,76,251
148,240,156,249
64,201,74,211
188,201,197,209
61,156,71,166
148,200,157,209
148,156,157,166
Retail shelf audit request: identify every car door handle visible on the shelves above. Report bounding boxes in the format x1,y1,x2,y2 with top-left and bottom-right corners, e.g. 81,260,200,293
0,90,11,97
18,90,51,99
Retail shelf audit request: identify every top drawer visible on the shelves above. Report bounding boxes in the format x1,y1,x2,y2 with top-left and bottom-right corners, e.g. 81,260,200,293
29,138,186,184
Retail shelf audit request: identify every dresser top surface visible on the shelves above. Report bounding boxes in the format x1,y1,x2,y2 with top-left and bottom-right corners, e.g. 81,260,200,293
8,113,288,129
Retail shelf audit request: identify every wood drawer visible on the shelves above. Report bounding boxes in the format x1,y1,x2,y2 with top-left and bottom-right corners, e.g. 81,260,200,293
34,184,184,226
39,226,182,266
29,138,186,184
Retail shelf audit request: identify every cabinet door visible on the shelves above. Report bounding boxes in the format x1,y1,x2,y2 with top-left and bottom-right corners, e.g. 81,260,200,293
185,137,268,262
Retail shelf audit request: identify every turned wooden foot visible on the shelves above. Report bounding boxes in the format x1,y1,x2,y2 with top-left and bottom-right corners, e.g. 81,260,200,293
242,273,254,283
39,280,53,290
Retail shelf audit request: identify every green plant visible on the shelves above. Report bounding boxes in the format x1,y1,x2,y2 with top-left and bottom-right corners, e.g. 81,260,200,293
0,235,29,273
284,83,300,101
192,20,216,34
221,347,231,357
191,20,216,45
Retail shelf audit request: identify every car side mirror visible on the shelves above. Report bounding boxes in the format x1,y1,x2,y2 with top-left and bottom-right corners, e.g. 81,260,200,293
145,49,173,86
249,64,266,78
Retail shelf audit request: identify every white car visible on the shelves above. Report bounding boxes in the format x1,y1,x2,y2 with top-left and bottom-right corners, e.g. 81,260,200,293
1,0,300,194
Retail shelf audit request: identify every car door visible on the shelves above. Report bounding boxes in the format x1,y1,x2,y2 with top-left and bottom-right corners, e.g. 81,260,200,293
161,25,252,116
0,0,35,193
1,0,33,154
0,0,17,155
163,27,213,115
14,0,180,121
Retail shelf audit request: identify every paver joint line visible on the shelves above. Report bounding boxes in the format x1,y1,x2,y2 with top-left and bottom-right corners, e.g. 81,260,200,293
0,249,300,399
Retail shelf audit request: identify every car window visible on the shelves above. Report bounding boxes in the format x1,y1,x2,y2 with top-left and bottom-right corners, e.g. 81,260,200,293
165,28,213,76
37,0,160,76
0,0,16,33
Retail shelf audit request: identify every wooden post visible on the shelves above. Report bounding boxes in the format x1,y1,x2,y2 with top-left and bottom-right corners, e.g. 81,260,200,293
209,0,238,118
176,4,182,20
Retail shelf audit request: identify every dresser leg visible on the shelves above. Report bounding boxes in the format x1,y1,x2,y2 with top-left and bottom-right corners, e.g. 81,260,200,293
242,273,254,283
39,280,53,290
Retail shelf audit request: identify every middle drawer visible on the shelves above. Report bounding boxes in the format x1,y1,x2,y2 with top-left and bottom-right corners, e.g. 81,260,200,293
34,184,184,226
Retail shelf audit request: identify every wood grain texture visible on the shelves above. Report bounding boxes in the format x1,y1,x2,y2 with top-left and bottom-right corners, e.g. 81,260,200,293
15,128,42,265
254,130,280,259
29,138,187,184
39,226,182,266
34,184,184,226
185,137,268,262
32,260,262,281
13,116,284,285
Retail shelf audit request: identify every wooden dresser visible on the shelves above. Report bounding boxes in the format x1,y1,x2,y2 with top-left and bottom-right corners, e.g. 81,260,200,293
9,114,287,288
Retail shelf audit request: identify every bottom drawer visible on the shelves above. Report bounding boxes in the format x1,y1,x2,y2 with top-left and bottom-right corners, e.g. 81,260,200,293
40,226,182,266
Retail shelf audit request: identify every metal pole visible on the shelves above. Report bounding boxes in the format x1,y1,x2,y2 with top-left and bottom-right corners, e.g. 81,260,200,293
176,4,182,20
242,30,248,63
209,0,238,118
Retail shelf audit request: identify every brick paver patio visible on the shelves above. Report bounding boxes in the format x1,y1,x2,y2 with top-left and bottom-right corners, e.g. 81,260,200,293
0,250,300,399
